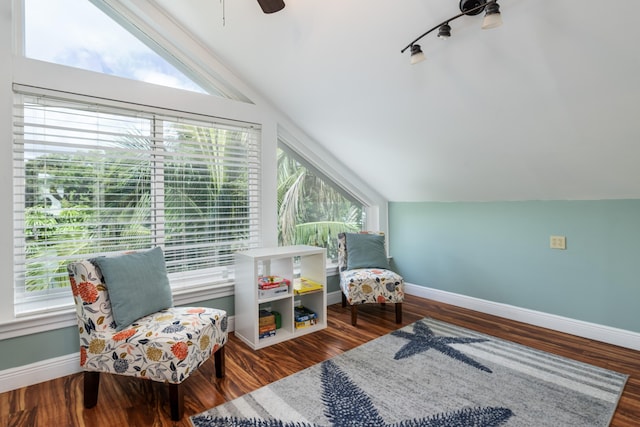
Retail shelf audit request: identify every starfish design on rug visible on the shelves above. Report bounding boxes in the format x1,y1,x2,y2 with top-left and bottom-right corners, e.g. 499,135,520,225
391,320,493,372
191,360,513,427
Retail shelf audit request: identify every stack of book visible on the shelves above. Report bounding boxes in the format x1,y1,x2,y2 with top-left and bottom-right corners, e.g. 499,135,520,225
293,277,324,295
258,275,290,299
258,309,276,339
294,305,318,329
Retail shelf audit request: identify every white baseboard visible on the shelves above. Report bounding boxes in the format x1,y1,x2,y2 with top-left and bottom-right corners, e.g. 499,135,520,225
404,283,640,351
330,287,640,350
327,290,342,306
4,288,639,394
0,352,82,394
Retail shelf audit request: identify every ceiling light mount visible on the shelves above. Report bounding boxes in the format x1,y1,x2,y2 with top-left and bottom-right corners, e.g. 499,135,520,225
459,0,486,16
401,0,502,64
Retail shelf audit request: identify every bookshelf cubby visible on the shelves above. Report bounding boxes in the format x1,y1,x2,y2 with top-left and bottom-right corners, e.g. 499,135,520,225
234,245,327,350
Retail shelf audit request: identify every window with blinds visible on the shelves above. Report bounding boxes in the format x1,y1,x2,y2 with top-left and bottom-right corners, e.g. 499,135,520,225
12,89,261,315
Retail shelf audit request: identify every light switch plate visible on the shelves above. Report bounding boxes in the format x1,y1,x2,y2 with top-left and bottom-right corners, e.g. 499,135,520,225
550,235,566,250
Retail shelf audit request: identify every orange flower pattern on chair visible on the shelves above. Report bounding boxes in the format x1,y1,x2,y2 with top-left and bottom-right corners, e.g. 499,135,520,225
68,260,228,384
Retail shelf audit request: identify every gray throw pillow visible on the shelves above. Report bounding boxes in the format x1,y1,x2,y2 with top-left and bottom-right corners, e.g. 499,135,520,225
345,233,390,270
92,247,173,331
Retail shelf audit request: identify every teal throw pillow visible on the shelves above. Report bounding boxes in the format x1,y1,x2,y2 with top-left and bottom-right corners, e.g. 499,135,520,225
92,247,173,331
345,233,390,270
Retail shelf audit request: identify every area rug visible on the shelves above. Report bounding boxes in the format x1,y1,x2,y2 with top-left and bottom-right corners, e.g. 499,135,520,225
191,318,628,426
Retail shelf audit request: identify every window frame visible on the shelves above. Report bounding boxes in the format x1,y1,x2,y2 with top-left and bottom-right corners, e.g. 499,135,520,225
277,126,388,235
12,86,262,316
0,57,269,334
277,139,367,264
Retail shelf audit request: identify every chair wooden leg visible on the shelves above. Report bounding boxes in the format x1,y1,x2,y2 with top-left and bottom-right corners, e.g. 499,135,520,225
214,345,225,378
351,305,358,326
169,383,184,421
83,371,100,409
341,292,347,308
395,302,403,323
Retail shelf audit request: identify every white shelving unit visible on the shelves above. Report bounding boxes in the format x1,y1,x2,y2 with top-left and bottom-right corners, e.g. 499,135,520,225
234,245,327,350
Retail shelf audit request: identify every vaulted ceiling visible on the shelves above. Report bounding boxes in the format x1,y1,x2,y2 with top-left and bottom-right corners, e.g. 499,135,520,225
150,0,640,202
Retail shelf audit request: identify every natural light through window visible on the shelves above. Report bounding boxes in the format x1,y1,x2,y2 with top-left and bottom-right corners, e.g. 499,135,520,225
13,90,261,315
24,0,207,94
277,145,365,263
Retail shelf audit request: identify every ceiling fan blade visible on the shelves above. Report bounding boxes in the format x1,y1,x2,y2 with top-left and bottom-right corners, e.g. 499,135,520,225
257,0,285,14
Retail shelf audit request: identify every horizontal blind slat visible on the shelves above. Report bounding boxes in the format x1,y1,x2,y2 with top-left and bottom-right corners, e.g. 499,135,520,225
13,88,261,314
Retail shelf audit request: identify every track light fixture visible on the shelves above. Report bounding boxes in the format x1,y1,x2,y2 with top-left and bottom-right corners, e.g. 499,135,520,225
410,44,426,64
437,23,452,39
481,1,502,29
401,0,502,65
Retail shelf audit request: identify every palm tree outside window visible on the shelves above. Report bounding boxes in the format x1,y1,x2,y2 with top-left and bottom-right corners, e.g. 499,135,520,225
277,145,364,263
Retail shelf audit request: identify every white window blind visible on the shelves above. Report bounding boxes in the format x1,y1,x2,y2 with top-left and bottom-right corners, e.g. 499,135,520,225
13,88,261,315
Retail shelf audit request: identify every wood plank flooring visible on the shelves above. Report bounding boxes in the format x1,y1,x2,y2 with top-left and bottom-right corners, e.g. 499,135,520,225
2,294,639,426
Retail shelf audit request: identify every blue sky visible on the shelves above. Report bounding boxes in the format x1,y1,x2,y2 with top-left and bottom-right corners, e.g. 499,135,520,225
24,0,205,93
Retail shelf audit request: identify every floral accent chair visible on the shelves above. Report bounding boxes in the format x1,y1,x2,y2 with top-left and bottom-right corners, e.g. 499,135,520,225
67,252,228,421
338,232,405,326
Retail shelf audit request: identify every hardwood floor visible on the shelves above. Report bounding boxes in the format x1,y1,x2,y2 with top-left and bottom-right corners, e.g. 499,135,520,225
2,294,639,426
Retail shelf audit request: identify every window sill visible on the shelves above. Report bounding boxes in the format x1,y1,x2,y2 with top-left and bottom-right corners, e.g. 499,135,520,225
0,282,234,340
1,264,338,340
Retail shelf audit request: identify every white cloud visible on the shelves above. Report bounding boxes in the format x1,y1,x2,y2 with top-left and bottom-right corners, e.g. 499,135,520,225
25,0,148,60
25,0,205,93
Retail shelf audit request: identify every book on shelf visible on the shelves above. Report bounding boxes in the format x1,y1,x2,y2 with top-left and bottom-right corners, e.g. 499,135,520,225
259,324,276,334
258,285,289,299
259,329,277,339
259,310,275,327
293,277,324,295
294,305,318,322
258,276,291,289
295,318,318,329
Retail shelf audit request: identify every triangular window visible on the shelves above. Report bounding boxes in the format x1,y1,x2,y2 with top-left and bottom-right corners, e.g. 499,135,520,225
24,0,208,94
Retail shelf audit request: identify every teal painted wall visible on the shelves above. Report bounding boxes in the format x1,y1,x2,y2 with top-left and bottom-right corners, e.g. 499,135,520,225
327,274,340,293
1,328,79,371
0,295,235,371
389,200,640,333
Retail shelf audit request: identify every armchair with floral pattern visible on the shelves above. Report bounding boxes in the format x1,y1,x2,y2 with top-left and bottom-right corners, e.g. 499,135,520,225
338,232,404,326
67,257,228,420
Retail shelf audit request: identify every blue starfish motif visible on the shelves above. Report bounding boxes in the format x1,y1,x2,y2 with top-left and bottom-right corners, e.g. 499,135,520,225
391,320,493,373
191,360,513,427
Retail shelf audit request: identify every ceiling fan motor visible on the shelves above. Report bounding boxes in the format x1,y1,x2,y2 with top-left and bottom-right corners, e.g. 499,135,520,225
257,0,285,14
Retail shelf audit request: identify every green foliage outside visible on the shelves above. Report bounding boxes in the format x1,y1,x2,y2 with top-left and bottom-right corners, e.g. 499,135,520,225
277,148,363,261
21,121,251,293
20,118,360,295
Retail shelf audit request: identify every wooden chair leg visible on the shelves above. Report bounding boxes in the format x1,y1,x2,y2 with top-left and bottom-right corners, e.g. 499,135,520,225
341,292,347,308
83,371,100,409
351,305,358,326
169,383,184,421
214,346,225,378
395,302,403,323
